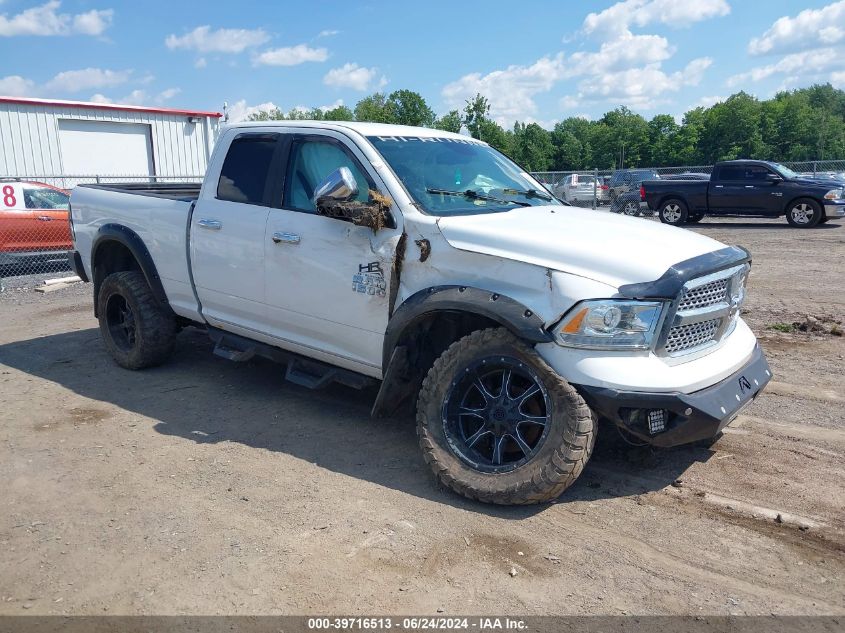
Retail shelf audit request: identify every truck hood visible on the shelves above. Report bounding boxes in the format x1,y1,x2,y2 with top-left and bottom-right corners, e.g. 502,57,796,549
436,205,726,289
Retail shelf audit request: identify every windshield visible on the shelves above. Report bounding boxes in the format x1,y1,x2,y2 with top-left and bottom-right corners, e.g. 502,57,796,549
771,163,799,179
367,135,556,216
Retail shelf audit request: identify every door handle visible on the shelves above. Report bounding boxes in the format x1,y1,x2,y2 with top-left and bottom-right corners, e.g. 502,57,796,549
37,215,53,221
714,185,724,188
197,219,222,230
272,231,300,245
745,185,755,189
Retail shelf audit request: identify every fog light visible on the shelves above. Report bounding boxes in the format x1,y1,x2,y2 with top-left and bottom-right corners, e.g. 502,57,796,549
647,409,666,435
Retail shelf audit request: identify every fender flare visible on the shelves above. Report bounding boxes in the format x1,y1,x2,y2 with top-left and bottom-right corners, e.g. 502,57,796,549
91,224,170,312
371,285,553,419
382,285,552,371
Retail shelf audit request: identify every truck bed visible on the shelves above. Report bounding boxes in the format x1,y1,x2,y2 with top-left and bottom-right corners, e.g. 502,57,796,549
71,181,201,321
77,182,202,201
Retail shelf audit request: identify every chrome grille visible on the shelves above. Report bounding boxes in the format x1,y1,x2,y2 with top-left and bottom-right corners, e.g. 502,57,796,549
678,278,730,311
658,263,749,358
665,318,722,354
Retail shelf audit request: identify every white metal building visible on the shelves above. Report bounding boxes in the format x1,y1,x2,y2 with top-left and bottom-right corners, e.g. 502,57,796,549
0,96,221,179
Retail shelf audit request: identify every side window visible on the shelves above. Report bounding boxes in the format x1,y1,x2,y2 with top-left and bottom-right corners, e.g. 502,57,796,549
284,139,371,213
746,166,771,181
24,188,69,210
217,135,278,205
718,166,743,180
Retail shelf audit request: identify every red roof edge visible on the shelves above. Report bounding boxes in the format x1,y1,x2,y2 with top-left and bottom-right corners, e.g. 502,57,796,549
0,96,222,118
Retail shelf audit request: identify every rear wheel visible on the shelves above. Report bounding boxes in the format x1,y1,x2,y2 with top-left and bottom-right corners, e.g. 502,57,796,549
416,328,596,505
97,271,177,369
658,199,688,226
622,200,640,216
785,198,822,228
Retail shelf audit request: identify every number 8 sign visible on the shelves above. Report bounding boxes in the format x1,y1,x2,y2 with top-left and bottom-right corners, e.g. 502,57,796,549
2,183,25,210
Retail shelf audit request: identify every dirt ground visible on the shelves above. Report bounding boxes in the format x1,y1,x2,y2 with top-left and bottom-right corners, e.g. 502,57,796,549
0,216,843,616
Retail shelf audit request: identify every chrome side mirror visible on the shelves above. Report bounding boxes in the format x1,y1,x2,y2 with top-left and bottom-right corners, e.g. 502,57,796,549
313,167,359,205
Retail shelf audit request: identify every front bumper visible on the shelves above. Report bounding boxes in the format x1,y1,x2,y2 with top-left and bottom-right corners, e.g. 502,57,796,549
824,202,845,218
575,344,771,447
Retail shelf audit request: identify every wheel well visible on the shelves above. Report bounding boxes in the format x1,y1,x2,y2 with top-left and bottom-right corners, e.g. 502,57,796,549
373,309,501,418
92,240,143,316
658,196,684,209
784,196,824,215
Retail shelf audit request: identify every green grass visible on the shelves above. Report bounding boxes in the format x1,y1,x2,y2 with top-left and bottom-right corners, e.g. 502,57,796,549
768,322,795,333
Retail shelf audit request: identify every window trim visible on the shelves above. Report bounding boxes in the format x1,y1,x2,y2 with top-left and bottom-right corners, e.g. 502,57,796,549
215,132,284,207
281,134,378,215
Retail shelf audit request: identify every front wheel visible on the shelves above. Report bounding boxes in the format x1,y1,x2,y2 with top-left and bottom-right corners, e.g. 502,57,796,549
786,198,823,228
416,328,596,505
658,199,689,226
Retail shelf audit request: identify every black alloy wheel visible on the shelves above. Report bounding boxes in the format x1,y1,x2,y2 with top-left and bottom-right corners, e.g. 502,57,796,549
442,356,551,474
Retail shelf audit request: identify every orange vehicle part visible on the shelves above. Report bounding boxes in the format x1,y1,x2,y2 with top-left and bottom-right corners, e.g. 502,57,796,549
0,181,72,255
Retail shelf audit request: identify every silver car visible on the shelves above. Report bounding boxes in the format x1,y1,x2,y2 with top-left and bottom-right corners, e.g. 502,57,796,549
554,174,603,205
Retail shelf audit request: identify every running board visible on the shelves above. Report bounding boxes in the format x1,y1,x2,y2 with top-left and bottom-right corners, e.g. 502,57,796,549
207,328,374,391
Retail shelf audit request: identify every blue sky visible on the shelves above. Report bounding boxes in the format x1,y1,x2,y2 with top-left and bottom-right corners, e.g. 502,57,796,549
2,0,845,127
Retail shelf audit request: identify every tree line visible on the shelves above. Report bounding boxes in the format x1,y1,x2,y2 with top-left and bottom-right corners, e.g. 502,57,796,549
248,84,845,172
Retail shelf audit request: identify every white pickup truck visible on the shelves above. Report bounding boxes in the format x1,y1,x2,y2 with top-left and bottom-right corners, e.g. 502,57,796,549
69,121,771,505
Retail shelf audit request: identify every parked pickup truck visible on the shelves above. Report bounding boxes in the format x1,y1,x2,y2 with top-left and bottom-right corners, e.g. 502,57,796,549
644,159,845,228
69,122,771,505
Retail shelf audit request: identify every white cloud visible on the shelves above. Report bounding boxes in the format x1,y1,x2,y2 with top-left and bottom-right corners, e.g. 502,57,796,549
71,8,113,35
0,1,113,37
691,94,726,109
226,99,280,122
727,47,844,86
0,74,36,96
253,44,329,66
165,25,269,54
440,0,723,125
749,1,845,55
322,62,385,90
44,67,131,93
442,54,566,125
156,88,181,102
583,0,730,40
89,87,181,106
568,33,674,73
832,70,845,87
318,98,344,112
563,57,712,111
318,29,339,38
194,57,207,69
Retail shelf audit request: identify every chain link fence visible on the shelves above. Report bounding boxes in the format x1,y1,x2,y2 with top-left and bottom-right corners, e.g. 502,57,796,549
532,159,845,211
3,160,845,289
0,174,203,291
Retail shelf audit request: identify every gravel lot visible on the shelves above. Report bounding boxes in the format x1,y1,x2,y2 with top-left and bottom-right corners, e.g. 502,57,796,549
0,216,843,616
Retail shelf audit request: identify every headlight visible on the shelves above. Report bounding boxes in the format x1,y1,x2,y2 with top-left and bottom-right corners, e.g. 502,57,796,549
824,189,843,200
555,300,664,350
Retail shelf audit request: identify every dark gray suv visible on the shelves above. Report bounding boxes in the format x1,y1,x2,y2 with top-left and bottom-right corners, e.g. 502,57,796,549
609,169,659,216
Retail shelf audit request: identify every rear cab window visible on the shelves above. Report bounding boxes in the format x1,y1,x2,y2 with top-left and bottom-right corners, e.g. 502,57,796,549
217,135,279,205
